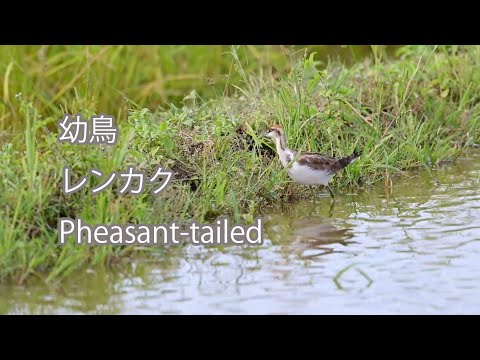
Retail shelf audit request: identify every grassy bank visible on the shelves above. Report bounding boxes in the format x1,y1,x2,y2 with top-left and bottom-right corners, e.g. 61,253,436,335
0,45,379,135
0,45,479,284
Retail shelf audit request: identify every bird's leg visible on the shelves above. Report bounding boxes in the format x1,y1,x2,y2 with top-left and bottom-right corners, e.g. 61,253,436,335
326,185,335,216
328,198,335,217
310,186,317,203
327,185,335,200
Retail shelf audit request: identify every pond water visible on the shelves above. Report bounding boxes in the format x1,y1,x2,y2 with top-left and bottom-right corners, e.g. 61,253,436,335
1,152,480,314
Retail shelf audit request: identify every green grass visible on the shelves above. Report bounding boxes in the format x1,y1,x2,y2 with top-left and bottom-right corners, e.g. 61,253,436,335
0,45,479,284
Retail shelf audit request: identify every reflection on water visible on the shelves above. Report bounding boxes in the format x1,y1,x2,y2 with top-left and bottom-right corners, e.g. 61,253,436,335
267,214,355,258
1,152,480,314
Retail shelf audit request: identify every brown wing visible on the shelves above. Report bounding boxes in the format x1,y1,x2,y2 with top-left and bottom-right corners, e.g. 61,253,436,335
300,152,338,161
297,151,360,173
297,153,339,173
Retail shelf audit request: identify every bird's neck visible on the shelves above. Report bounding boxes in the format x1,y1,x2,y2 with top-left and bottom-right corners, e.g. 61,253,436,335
275,134,292,168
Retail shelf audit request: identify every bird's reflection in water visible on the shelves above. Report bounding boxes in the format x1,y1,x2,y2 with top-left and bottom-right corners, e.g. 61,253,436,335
288,216,354,259
265,206,355,260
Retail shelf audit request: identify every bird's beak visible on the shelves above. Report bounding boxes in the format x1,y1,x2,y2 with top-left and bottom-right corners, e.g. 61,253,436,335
260,131,269,138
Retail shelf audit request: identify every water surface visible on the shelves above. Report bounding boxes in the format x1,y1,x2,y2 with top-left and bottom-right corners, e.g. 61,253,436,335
1,152,480,314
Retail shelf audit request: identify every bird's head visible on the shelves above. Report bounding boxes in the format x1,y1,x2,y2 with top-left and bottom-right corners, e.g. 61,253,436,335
262,124,285,140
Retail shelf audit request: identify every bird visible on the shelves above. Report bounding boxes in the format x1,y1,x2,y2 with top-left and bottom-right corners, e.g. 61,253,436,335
262,124,361,199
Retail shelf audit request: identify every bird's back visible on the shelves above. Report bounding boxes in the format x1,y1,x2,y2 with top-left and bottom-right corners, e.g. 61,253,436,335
297,151,361,174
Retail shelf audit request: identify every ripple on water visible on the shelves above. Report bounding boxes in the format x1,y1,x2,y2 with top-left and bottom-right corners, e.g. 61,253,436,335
2,154,480,314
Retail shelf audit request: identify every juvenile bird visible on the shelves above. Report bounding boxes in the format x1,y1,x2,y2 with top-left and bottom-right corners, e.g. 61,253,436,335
263,124,360,198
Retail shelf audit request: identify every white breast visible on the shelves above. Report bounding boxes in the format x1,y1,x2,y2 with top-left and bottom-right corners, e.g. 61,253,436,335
288,162,334,186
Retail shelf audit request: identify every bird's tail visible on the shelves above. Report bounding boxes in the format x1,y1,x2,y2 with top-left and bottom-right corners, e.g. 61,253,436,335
337,150,362,169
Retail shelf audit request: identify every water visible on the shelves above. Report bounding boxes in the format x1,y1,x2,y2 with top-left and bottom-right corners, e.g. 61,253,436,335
1,152,480,314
